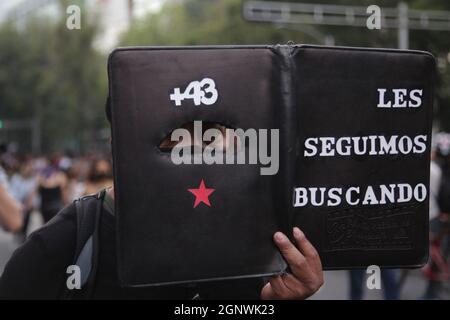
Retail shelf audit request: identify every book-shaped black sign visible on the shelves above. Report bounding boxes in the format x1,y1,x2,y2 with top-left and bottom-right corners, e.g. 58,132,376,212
108,45,434,287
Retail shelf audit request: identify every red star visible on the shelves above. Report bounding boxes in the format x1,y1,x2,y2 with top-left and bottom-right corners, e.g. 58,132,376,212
188,179,215,208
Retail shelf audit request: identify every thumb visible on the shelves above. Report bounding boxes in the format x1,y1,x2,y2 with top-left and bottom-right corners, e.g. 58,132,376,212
260,282,274,300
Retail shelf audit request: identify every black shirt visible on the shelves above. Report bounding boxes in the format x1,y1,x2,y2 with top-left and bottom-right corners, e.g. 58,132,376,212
0,198,264,299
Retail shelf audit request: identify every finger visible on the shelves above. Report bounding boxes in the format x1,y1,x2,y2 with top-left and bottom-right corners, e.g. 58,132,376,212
270,275,294,299
292,227,316,257
292,230,323,277
274,232,308,276
261,275,293,300
260,282,273,300
280,273,309,299
293,227,321,266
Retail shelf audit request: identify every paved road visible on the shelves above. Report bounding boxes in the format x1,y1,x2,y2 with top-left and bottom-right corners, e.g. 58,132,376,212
0,230,17,275
0,211,42,274
0,214,448,299
309,269,443,300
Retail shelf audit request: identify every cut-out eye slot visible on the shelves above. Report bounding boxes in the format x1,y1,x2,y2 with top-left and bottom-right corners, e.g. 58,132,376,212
158,121,242,153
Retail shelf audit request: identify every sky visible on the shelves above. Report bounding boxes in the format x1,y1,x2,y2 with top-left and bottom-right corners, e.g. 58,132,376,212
0,0,164,24
0,0,166,51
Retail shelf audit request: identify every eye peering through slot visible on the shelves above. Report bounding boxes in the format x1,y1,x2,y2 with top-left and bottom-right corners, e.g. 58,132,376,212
158,121,242,154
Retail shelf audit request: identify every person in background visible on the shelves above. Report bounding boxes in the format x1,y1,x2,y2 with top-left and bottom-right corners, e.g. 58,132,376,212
422,132,450,299
349,268,400,300
430,143,443,221
0,113,324,299
37,154,68,223
399,138,445,296
66,164,85,202
0,144,23,232
9,158,38,239
83,158,113,195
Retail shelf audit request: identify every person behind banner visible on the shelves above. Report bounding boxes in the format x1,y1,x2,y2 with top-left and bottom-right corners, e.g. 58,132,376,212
0,108,323,300
0,144,23,232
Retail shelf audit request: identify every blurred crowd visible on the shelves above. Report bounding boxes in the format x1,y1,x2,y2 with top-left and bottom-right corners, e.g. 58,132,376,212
347,132,450,300
0,144,113,238
421,132,450,299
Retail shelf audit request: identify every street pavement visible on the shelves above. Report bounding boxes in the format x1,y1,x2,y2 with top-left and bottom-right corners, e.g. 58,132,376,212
0,229,17,275
0,211,42,274
309,269,440,300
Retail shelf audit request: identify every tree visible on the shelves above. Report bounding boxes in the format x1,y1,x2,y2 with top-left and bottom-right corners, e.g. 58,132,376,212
0,5,107,154
121,0,450,130
121,0,307,46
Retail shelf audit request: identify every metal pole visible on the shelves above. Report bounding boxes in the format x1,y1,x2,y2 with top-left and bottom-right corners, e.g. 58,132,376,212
398,2,409,49
128,0,134,24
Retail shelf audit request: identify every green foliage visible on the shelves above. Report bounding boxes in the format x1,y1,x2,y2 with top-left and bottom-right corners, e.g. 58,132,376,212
121,0,307,46
0,10,107,153
1,0,449,155
122,0,450,130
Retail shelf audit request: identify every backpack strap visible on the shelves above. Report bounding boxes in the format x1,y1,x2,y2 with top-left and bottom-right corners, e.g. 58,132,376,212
61,189,106,299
